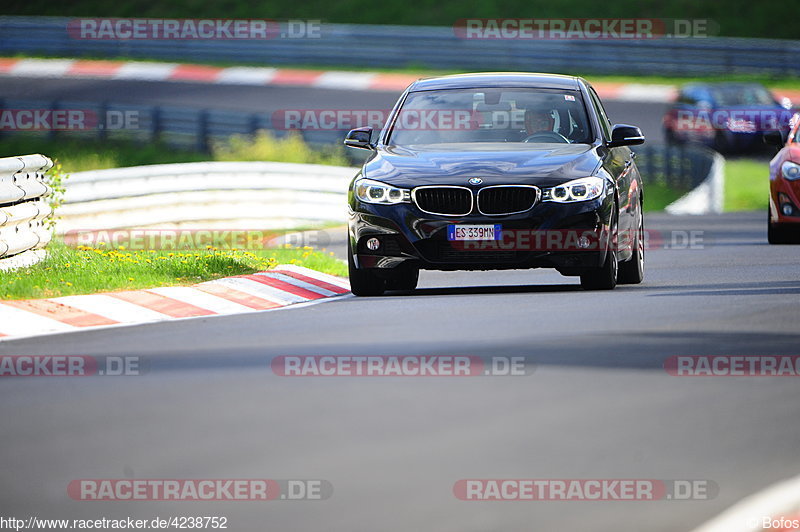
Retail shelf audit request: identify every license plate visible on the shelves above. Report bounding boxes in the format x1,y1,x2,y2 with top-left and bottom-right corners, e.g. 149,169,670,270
447,224,502,241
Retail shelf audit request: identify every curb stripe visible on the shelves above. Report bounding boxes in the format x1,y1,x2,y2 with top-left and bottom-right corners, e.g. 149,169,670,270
278,264,351,290
0,58,21,73
0,266,348,341
270,69,323,85
241,273,325,300
2,299,117,327
112,62,178,80
216,66,277,85
369,73,421,91
110,291,215,318
0,57,703,102
194,283,281,310
148,286,255,314
12,58,75,77
210,277,306,305
257,272,337,297
313,71,377,90
52,294,173,323
68,60,125,77
0,304,76,335
272,269,349,294
169,64,224,82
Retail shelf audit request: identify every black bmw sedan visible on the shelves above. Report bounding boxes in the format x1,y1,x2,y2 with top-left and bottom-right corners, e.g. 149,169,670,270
344,72,645,296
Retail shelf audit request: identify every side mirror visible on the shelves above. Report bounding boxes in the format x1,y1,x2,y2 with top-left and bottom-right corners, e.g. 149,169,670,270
608,124,645,148
763,129,786,147
344,127,374,150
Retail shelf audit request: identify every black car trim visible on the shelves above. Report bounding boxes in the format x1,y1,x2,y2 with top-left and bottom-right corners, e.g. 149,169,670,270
476,185,541,216
411,185,474,216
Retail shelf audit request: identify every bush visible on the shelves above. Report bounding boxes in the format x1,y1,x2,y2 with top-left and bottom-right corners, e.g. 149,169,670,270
212,131,350,166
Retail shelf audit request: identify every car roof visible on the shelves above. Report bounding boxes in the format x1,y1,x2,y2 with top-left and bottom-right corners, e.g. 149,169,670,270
409,72,583,92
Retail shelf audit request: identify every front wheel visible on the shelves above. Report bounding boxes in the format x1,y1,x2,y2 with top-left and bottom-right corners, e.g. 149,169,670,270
580,223,618,291
618,212,644,284
767,205,800,244
348,240,385,296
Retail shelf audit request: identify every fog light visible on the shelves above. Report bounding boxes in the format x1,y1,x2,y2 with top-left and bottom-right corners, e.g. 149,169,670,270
782,204,794,216
578,236,591,249
366,238,381,251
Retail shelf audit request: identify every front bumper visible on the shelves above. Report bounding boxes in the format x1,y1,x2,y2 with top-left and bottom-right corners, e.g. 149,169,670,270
770,173,800,225
349,195,615,274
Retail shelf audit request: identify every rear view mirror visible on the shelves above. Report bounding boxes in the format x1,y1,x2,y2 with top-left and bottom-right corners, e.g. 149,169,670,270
608,124,645,148
344,127,374,150
762,130,786,147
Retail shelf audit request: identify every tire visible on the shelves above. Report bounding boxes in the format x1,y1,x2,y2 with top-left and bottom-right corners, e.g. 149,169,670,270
580,224,618,291
385,265,419,291
348,240,385,296
617,211,644,285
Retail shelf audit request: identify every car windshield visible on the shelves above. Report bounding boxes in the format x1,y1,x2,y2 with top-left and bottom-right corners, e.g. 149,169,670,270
712,85,775,106
386,88,593,146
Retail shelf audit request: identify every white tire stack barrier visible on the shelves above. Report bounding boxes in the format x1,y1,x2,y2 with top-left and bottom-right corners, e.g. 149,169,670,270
665,151,726,215
58,161,356,234
0,154,53,271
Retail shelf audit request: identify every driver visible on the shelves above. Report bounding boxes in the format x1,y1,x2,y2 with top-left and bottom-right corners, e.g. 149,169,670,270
524,108,556,136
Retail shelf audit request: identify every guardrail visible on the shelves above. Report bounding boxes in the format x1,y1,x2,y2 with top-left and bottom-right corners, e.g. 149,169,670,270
0,154,53,270
664,150,724,215
1,17,798,76
57,161,355,234
632,143,719,193
0,98,340,155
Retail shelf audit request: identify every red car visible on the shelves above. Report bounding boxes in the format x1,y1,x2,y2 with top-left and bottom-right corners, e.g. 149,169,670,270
766,113,800,244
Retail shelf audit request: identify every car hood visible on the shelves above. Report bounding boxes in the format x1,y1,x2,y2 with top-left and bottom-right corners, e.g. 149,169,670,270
362,143,602,188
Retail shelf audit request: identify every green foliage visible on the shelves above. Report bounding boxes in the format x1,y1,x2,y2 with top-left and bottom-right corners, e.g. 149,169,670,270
44,160,69,229
212,130,349,166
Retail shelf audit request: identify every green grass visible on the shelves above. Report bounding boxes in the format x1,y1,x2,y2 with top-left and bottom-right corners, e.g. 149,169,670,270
3,1,799,39
0,239,346,300
724,158,770,212
643,183,685,212
0,136,208,173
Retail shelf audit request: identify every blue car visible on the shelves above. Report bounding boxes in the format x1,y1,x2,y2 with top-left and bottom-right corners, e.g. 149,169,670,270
663,82,794,153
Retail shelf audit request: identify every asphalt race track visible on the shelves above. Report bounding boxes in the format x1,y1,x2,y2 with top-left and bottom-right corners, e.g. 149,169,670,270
0,77,670,143
1,212,799,532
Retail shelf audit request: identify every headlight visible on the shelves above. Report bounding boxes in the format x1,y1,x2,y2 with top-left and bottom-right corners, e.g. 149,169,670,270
354,178,410,204
782,161,800,181
542,177,605,203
